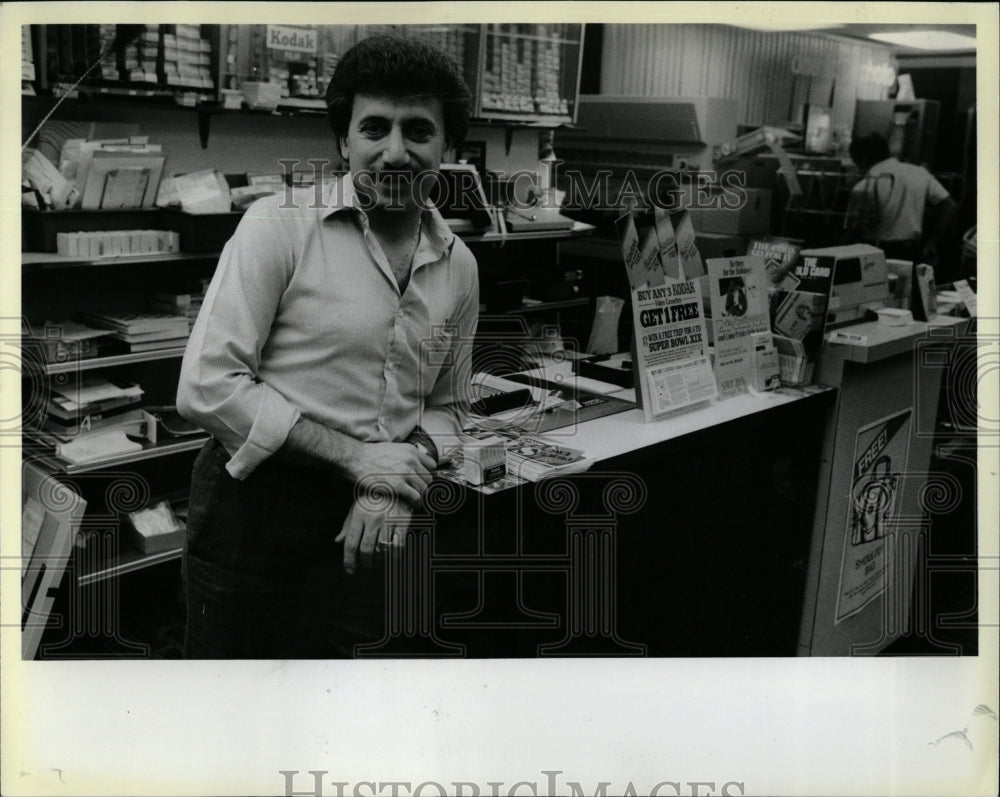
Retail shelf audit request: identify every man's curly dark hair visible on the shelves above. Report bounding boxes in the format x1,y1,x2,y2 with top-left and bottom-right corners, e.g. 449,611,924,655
326,34,472,148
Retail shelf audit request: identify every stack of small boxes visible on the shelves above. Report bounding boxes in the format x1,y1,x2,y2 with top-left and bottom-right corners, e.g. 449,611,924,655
247,25,268,82
21,25,35,92
219,25,240,91
316,52,339,98
128,25,160,84
462,436,507,486
162,24,214,96
245,26,285,104
482,27,535,114
265,62,290,99
151,286,206,332
289,60,321,99
56,230,180,258
218,26,243,108
532,25,568,116
97,25,120,82
481,25,568,116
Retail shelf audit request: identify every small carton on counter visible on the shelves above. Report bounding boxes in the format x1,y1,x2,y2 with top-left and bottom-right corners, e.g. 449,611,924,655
751,332,781,391
462,436,507,486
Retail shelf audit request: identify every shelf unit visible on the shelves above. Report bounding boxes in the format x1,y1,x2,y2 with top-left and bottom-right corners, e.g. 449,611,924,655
22,250,214,270
19,214,598,582
475,23,585,125
25,436,209,475
76,542,184,587
19,21,593,651
42,347,187,375
461,219,595,244
20,234,216,656
25,24,586,138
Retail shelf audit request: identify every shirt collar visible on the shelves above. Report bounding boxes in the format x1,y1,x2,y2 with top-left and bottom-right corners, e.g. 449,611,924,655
870,157,898,172
321,173,456,255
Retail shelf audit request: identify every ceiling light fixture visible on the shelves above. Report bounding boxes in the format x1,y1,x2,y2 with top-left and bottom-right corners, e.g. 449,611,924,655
734,23,846,32
868,31,977,50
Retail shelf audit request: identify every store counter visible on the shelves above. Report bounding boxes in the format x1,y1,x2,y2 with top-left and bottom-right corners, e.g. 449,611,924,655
352,314,969,658
359,357,837,658
798,316,969,655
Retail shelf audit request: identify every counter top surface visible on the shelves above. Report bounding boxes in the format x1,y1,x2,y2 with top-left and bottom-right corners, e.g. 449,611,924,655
822,315,967,364
491,354,832,466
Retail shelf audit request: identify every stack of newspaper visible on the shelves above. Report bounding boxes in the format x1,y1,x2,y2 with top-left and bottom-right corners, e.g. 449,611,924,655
84,308,189,353
503,435,589,482
151,290,204,331
42,374,149,464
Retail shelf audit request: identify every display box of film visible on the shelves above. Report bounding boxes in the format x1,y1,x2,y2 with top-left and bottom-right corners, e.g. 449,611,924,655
462,436,507,486
57,229,179,258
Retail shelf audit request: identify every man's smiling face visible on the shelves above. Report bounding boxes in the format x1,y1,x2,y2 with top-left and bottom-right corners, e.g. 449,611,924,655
340,92,447,212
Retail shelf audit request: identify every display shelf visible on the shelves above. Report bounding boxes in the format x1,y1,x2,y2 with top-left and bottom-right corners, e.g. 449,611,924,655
475,23,585,125
276,97,327,112
41,347,187,375
25,88,178,107
472,114,582,129
504,297,589,315
25,23,585,137
89,86,210,104
76,544,183,587
26,435,209,475
483,30,581,45
22,250,217,270
462,220,595,243
22,220,595,272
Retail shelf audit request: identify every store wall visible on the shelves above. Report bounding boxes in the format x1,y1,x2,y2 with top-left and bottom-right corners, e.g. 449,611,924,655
29,102,542,180
900,64,976,173
599,24,896,130
154,111,339,176
161,118,540,178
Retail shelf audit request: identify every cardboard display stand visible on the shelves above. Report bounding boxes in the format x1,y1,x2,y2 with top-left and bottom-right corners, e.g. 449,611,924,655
705,255,772,398
617,211,717,421
21,461,87,659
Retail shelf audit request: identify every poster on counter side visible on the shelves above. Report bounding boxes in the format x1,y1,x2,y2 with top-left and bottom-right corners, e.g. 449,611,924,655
706,256,771,399
632,279,717,421
835,409,913,623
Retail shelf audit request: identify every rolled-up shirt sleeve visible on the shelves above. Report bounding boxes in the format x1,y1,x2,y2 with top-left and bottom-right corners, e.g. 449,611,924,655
927,173,951,206
418,246,479,450
176,203,301,480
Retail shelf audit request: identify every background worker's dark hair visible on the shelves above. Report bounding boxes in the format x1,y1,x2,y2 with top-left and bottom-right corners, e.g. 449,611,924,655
326,34,472,148
849,132,891,170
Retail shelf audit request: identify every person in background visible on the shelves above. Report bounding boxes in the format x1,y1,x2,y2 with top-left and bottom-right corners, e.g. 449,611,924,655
176,35,479,658
848,132,957,265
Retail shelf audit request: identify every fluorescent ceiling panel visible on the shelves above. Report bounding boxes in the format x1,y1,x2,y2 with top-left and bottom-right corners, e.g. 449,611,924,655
734,23,845,32
868,31,977,50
